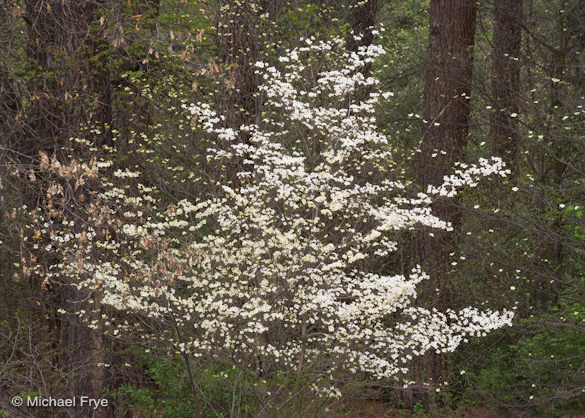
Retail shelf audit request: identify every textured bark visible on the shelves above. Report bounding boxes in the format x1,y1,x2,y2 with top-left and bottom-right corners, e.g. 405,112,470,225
409,0,478,408
415,0,478,296
490,0,523,171
216,0,259,131
23,0,110,409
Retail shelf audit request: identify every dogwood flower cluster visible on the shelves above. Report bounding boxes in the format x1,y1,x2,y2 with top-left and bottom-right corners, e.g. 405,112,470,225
38,36,513,396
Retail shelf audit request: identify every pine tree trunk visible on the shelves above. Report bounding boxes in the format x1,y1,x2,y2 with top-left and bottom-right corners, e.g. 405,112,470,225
24,0,111,410
409,0,478,408
415,0,477,302
490,0,523,172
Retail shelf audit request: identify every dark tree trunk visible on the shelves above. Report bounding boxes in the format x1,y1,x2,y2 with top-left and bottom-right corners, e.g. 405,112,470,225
23,0,111,410
216,0,259,131
24,0,112,156
415,0,478,295
490,0,523,172
213,0,261,186
530,0,570,307
409,0,478,408
346,0,378,77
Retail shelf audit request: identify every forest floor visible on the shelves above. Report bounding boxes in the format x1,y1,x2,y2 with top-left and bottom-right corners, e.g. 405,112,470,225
334,399,585,417
333,399,506,417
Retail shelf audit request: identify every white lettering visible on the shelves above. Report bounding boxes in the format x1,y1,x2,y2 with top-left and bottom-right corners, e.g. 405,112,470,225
79,396,109,410
24,396,107,410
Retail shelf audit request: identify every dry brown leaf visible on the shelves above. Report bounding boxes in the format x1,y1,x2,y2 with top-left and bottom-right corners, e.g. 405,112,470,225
196,28,205,43
41,278,51,293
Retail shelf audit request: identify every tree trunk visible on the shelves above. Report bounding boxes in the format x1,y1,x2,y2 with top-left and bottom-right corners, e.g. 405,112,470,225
216,0,259,131
409,0,478,408
213,0,261,186
24,0,111,410
489,0,523,172
415,0,477,299
24,0,112,155
346,0,378,77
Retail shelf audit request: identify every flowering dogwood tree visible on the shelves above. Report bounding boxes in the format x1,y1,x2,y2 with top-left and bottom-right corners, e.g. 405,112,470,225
37,36,513,404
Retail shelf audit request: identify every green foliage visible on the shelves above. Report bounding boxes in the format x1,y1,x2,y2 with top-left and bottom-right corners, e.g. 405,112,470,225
118,352,195,417
462,286,585,416
375,0,428,171
111,348,258,417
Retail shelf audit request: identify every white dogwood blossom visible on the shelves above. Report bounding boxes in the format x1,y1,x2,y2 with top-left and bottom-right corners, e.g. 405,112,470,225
39,36,513,399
